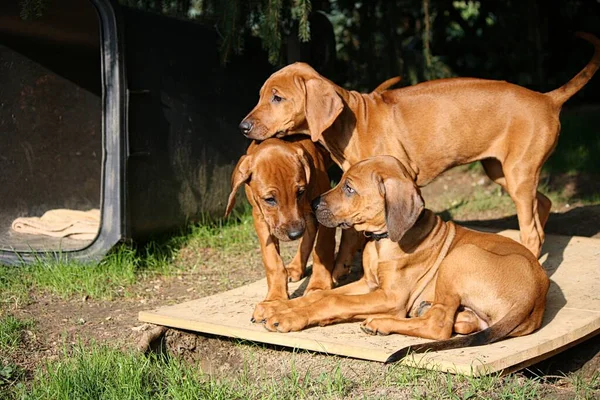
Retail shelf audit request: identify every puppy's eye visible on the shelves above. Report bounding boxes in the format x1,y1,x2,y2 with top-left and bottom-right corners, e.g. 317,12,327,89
344,182,355,195
271,94,283,103
264,197,277,206
297,187,306,198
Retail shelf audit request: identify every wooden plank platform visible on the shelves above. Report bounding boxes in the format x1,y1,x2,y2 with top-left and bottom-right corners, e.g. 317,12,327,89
139,230,600,376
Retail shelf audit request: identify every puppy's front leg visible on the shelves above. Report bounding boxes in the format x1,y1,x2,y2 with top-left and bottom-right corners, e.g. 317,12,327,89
253,276,373,322
286,214,318,283
253,211,287,302
305,222,336,294
263,289,401,332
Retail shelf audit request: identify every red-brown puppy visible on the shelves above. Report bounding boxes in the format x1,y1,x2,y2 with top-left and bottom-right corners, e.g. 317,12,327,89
239,33,600,258
257,155,550,363
226,136,363,321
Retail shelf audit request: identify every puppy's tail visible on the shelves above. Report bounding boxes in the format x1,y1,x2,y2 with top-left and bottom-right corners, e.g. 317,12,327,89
372,76,402,93
385,305,529,364
546,32,600,105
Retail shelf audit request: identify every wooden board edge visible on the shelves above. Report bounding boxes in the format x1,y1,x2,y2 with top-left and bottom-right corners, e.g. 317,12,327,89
498,327,600,376
138,311,393,361
138,311,507,376
140,308,600,377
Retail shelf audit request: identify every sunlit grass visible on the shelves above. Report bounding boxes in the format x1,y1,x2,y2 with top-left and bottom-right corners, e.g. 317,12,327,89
0,314,33,351
10,343,353,400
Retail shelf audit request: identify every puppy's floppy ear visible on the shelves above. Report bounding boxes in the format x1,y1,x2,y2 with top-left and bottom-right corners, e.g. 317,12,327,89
225,155,252,217
380,177,424,242
295,147,313,184
304,78,343,142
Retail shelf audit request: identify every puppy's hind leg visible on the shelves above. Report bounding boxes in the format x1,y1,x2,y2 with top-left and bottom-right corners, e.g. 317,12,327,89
415,301,485,335
482,157,548,257
361,295,461,340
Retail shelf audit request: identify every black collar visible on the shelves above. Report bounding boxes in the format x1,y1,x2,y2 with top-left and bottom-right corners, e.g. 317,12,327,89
364,231,389,241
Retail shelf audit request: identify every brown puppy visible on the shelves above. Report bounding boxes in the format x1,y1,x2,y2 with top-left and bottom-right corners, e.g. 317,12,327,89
226,136,363,320
255,156,549,363
239,33,600,257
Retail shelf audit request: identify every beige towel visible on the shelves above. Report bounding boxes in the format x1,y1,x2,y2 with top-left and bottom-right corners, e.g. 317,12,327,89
11,209,100,241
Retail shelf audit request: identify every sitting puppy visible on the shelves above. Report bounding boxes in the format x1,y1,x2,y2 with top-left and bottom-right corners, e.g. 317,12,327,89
225,136,363,320
256,155,550,363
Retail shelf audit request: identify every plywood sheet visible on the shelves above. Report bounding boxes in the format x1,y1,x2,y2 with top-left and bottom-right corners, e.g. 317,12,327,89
139,230,600,375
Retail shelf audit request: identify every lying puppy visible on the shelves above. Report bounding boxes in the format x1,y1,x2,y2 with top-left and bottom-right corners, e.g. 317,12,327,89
239,33,600,258
225,136,363,320
256,155,550,363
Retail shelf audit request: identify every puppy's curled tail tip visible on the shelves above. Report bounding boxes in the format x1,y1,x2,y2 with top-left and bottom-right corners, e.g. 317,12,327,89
384,346,412,364
575,31,600,47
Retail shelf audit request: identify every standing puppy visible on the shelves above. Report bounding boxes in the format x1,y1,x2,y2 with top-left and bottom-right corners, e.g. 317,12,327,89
226,136,363,320
257,156,550,363
239,33,600,258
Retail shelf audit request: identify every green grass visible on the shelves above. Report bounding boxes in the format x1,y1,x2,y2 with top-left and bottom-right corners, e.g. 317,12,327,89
434,178,597,221
0,229,189,304
4,341,596,400
0,361,25,393
0,209,258,306
17,344,217,399
8,343,352,400
0,315,31,392
0,245,165,305
0,315,33,351
187,212,257,253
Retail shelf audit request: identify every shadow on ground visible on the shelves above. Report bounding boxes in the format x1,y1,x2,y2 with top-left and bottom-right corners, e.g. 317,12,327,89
453,204,600,238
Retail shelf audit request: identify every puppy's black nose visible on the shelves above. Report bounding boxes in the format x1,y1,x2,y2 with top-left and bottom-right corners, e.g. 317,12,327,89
311,196,321,212
287,229,304,240
239,120,253,135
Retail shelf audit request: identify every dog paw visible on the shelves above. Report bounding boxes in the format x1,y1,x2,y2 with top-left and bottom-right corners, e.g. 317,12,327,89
360,324,377,335
360,319,390,336
331,263,351,285
252,300,290,323
285,264,304,282
263,310,308,333
304,279,332,295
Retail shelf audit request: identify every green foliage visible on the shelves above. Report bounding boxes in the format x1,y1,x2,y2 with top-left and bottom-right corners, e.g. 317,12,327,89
187,211,256,253
259,0,284,65
0,209,257,305
13,343,353,399
214,0,246,64
0,361,26,392
0,315,33,350
0,238,182,304
19,0,45,20
17,344,212,399
292,0,312,42
22,0,600,99
117,0,314,65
